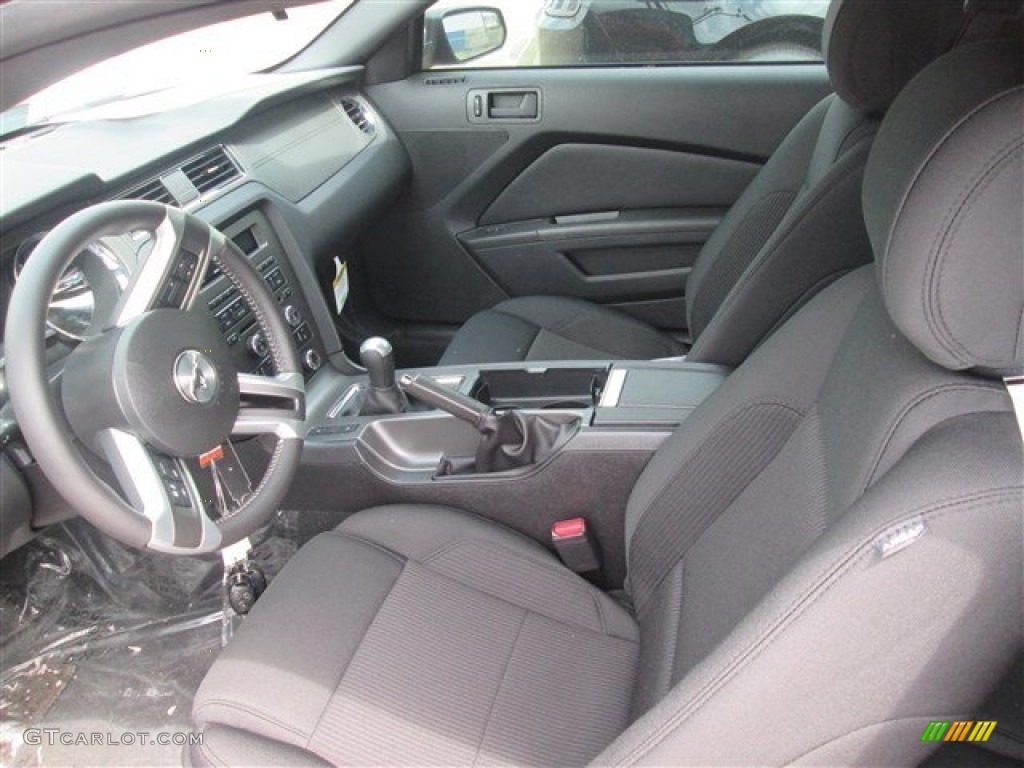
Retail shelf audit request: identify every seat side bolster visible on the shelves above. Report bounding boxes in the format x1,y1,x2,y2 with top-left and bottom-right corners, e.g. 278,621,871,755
685,96,832,340
190,724,331,768
688,139,874,367
340,505,638,642
600,414,1024,767
192,532,403,747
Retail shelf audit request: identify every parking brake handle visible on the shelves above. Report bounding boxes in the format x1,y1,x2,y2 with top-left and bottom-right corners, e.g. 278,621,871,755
398,374,492,428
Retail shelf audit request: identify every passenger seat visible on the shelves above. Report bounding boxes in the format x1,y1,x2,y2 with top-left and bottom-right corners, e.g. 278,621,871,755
440,0,966,368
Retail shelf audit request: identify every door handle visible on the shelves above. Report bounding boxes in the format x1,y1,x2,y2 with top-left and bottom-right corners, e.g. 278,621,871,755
488,91,538,119
467,88,541,123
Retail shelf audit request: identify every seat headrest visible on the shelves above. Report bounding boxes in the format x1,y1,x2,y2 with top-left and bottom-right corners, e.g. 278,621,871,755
824,0,967,113
864,40,1024,376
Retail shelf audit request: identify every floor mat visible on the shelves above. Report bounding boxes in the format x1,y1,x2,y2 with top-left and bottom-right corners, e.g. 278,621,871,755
0,512,300,767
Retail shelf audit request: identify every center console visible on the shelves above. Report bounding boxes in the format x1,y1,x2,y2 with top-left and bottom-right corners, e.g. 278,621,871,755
279,355,730,588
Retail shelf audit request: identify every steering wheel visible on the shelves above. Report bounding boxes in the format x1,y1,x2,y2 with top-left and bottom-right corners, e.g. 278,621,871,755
4,201,305,555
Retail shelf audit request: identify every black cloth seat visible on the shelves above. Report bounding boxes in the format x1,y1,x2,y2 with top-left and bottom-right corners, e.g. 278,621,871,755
194,506,638,766
192,31,1023,768
440,0,967,368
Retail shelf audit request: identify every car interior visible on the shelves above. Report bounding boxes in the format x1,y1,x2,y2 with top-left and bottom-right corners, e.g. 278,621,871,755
0,0,1021,766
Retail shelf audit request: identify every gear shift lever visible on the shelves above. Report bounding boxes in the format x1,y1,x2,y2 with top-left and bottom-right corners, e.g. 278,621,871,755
359,337,407,415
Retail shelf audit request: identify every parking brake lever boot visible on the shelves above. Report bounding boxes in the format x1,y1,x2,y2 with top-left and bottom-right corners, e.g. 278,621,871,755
359,337,408,416
399,374,571,474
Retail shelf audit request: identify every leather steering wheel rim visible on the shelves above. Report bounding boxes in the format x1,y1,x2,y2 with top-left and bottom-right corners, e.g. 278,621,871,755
4,200,305,554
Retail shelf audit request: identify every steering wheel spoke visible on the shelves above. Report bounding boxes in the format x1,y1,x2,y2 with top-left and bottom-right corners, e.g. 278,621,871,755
113,207,211,324
234,372,306,439
96,429,222,554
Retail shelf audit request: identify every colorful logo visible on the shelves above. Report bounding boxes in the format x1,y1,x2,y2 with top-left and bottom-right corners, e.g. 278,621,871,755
921,721,997,743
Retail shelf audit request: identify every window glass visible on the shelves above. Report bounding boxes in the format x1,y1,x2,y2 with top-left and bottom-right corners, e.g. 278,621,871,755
424,0,829,69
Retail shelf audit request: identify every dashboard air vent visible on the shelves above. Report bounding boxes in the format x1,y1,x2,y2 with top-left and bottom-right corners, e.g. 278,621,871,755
181,146,240,195
123,178,176,205
341,98,375,136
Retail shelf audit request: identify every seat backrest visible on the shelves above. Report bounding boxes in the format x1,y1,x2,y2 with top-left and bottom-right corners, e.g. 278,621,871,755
600,38,1023,766
684,0,966,367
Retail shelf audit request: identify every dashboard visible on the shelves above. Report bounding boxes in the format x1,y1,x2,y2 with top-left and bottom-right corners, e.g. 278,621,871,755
0,65,409,373
0,65,412,557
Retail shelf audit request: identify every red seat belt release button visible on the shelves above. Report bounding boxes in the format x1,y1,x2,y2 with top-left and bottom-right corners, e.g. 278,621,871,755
551,517,600,574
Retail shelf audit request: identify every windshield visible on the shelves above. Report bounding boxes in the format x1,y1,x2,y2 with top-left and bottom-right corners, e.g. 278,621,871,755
2,0,355,134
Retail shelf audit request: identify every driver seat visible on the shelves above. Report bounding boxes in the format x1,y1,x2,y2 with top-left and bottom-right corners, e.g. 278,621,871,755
191,40,1024,767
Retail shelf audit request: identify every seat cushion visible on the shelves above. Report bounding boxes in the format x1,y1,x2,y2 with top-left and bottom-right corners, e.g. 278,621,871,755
439,296,683,366
193,505,639,767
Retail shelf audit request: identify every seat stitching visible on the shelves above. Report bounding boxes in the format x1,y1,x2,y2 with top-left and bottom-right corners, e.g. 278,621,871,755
194,700,310,741
834,121,878,163
328,529,407,566
753,267,856,348
471,608,529,766
930,141,1023,366
881,88,1021,320
305,552,407,750
688,189,798,342
425,538,617,637
860,383,1007,494
921,137,1020,362
195,736,228,767
527,326,618,360
493,302,677,360
470,308,543,361
613,488,1021,765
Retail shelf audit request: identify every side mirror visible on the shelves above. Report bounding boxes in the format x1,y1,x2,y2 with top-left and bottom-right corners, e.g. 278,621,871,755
424,6,507,68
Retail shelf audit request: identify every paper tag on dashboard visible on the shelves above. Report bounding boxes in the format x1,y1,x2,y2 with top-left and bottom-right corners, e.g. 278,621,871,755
333,256,349,315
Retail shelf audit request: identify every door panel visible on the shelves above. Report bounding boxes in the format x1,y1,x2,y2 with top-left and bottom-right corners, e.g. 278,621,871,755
460,207,724,329
479,143,757,225
357,63,830,362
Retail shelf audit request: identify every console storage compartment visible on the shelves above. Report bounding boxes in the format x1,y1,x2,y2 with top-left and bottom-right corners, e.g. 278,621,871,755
470,367,608,410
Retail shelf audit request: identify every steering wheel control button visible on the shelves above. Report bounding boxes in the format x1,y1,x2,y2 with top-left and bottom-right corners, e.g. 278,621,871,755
165,479,192,508
284,305,302,327
293,323,312,346
173,250,199,282
154,456,182,482
303,348,322,373
247,332,268,359
174,350,221,405
160,277,187,308
266,269,287,291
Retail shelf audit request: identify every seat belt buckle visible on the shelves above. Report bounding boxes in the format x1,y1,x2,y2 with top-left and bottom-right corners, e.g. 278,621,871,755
551,517,601,574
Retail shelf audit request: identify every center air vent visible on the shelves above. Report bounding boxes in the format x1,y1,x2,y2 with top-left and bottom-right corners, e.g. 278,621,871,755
123,178,176,205
181,146,241,195
340,98,376,136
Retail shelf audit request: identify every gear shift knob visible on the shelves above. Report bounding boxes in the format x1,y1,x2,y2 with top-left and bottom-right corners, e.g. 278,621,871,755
360,337,396,390
358,337,407,416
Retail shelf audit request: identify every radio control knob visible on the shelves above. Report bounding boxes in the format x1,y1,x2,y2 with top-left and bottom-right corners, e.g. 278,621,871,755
247,333,268,359
303,349,322,373
284,305,302,328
